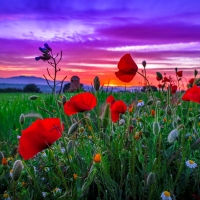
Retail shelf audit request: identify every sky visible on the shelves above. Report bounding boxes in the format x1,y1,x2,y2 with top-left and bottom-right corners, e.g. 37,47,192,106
0,0,200,87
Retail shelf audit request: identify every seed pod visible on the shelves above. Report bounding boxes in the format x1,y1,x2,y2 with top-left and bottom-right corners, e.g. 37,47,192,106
147,172,156,186
168,129,179,143
153,122,160,135
12,160,23,181
68,122,79,135
19,114,25,125
94,76,100,91
29,95,39,100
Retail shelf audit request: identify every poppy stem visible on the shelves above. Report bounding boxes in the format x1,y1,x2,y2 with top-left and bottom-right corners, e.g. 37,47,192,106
22,160,45,199
136,71,155,102
49,149,69,191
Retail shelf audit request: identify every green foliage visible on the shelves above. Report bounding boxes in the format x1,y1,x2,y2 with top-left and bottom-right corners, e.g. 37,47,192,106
23,84,42,93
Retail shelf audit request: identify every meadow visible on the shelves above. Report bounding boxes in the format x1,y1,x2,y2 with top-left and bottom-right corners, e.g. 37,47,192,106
0,44,200,200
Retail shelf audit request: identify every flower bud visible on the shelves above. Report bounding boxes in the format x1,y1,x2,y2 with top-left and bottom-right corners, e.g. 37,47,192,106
68,122,79,135
29,95,39,100
165,105,172,115
153,122,160,135
168,129,179,143
19,114,25,125
12,160,23,181
146,172,156,186
39,47,49,53
62,95,67,105
67,140,74,153
44,43,52,51
142,60,146,68
147,99,153,105
94,76,100,91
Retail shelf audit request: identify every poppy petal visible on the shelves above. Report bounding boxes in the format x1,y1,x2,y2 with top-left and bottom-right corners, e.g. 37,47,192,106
118,54,138,71
64,92,97,116
182,85,200,104
115,71,136,82
106,95,115,104
19,118,62,160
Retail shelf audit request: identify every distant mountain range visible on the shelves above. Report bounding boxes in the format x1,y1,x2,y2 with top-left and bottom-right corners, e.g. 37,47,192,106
0,76,142,93
0,76,56,85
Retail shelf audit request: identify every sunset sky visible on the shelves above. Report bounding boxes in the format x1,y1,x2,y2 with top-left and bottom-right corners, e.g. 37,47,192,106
0,0,200,87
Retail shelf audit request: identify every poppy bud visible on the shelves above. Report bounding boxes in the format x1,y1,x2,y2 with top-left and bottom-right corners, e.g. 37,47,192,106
62,95,67,105
67,140,74,153
147,99,153,105
168,129,179,143
0,151,4,165
156,72,163,80
153,122,160,135
195,69,198,77
94,76,100,91
24,113,43,119
19,114,25,125
44,43,52,51
29,95,39,100
142,60,146,68
12,160,24,181
165,105,172,115
39,47,49,53
68,122,79,135
57,100,62,106
146,172,156,186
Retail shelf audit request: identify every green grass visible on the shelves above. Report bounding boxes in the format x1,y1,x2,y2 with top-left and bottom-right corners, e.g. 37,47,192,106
0,90,200,200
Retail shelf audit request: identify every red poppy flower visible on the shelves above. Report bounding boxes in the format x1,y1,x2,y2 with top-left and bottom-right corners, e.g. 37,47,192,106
115,54,138,82
106,95,115,105
110,100,127,122
176,71,183,77
19,118,63,160
158,84,162,88
64,92,97,116
182,84,200,104
156,76,162,81
162,77,170,82
170,84,178,94
189,78,194,84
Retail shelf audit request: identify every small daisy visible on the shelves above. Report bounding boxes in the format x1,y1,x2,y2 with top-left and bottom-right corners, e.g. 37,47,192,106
10,169,13,177
119,119,125,125
161,191,172,200
3,193,11,200
186,160,197,169
42,192,48,197
137,100,144,107
52,188,62,196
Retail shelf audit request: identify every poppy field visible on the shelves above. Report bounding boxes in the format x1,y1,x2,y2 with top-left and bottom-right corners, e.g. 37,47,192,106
1,45,200,200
